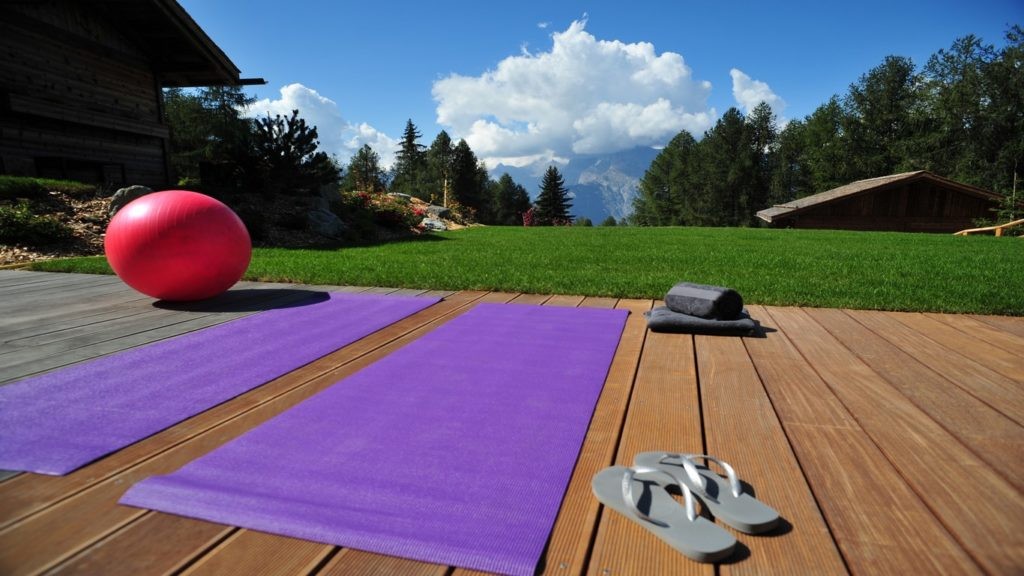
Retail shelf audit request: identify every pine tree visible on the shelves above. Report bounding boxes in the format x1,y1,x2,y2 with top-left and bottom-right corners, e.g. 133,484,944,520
390,119,426,197
534,166,573,225
450,139,489,219
492,173,532,225
342,144,386,192
252,109,339,195
424,131,454,205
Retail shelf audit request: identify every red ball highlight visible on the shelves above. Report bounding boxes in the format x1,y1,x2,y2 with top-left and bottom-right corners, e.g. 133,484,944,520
104,190,251,301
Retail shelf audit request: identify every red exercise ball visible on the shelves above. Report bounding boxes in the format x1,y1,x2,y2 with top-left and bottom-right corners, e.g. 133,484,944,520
104,190,251,301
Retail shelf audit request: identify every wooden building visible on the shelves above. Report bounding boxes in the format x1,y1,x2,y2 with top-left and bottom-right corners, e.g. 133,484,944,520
756,171,1004,233
0,0,262,188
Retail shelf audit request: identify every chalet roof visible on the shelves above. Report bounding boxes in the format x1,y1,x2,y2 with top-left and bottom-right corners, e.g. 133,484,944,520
90,0,264,87
756,171,1002,223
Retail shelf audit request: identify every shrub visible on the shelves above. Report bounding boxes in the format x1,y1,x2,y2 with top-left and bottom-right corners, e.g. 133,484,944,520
0,176,97,201
0,200,73,245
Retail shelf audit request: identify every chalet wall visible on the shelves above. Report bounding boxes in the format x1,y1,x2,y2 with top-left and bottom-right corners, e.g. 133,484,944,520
777,180,999,233
0,2,169,187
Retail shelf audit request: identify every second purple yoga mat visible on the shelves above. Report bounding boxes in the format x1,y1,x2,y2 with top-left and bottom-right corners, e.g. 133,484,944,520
122,303,628,576
0,292,439,475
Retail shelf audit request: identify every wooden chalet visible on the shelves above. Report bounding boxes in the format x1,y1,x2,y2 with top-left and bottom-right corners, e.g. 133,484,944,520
757,171,1004,233
0,0,263,188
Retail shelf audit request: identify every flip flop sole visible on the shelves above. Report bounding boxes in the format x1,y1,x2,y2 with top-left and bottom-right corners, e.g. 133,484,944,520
592,465,736,563
635,452,780,534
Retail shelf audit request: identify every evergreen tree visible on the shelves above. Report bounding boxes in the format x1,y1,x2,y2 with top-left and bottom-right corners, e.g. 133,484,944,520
492,173,532,225
251,109,339,195
799,97,854,193
746,102,779,215
423,131,454,204
450,139,490,220
600,216,618,226
534,165,573,225
162,86,254,184
698,108,757,226
390,119,426,197
974,25,1024,195
343,144,386,192
843,56,921,177
632,131,697,225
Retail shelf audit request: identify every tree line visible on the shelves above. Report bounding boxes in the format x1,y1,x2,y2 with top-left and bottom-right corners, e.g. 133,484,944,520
342,120,579,225
632,26,1023,226
161,93,571,226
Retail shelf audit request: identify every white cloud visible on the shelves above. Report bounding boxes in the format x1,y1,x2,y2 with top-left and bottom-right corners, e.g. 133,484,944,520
244,83,397,168
432,19,715,168
537,21,550,29
729,69,786,121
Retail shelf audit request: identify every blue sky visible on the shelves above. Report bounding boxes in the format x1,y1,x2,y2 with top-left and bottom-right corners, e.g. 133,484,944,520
179,0,1021,168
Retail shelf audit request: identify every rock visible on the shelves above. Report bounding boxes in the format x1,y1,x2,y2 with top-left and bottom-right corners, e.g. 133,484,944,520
421,217,447,231
426,204,450,219
311,196,331,213
388,192,412,203
108,185,153,217
307,209,346,239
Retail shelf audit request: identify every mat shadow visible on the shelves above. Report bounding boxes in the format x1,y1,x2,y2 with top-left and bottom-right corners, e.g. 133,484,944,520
152,288,330,313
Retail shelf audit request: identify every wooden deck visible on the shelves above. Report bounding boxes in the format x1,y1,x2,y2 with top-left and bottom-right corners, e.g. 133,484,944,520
1,270,1022,575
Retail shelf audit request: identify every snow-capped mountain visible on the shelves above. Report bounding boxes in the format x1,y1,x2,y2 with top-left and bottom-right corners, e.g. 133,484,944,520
491,146,660,223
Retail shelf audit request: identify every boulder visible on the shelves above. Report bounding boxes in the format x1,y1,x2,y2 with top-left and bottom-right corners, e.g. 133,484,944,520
421,218,447,231
307,209,346,239
388,192,412,203
108,185,153,217
426,204,450,219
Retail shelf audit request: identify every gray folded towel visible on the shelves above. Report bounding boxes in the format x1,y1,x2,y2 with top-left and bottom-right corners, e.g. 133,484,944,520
645,306,759,336
665,282,744,320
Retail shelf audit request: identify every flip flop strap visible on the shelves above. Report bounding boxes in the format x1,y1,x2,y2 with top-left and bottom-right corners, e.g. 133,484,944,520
661,453,742,499
622,466,697,527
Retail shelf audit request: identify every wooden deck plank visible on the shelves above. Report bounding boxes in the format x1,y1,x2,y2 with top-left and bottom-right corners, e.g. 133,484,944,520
588,329,709,576
0,282,311,356
316,548,446,576
46,513,234,576
845,309,1024,425
746,305,980,575
971,314,1024,339
926,312,1024,356
0,287,311,383
545,295,586,307
180,530,333,576
0,290,488,529
889,311,1024,384
695,334,847,575
509,293,551,305
535,298,650,576
806,308,1024,492
765,306,1023,575
0,270,81,288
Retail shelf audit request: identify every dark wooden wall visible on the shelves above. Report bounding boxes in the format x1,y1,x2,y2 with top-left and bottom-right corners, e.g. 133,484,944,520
777,180,999,233
0,2,169,187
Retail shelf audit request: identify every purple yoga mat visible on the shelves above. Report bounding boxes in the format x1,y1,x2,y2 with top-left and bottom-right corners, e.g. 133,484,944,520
0,292,439,475
121,303,628,576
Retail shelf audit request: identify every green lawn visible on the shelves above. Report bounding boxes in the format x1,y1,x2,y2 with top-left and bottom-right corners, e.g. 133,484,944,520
28,226,1024,315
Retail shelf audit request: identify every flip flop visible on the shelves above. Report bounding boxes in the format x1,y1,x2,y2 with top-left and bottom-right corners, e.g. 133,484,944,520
592,465,736,563
634,452,780,534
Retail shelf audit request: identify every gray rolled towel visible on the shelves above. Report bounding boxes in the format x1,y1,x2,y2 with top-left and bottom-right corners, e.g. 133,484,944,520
665,282,743,320
645,306,758,337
